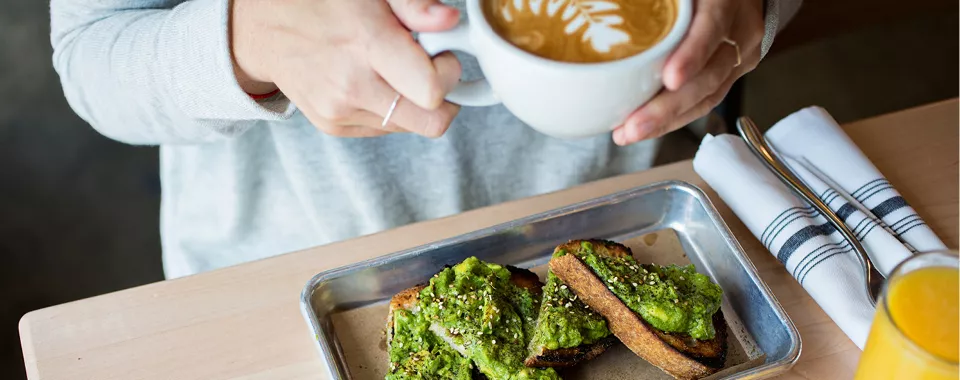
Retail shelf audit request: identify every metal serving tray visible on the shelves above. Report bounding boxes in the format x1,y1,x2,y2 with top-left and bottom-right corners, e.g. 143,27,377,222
300,180,801,379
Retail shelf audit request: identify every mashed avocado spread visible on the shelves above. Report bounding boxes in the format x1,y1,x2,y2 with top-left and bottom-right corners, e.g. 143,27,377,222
386,308,474,379
418,257,560,380
560,241,723,340
529,251,611,351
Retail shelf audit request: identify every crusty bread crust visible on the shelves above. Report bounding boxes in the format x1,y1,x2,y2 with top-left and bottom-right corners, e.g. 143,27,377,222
549,240,727,379
385,284,427,350
652,312,727,369
504,265,544,294
523,241,619,368
524,335,618,367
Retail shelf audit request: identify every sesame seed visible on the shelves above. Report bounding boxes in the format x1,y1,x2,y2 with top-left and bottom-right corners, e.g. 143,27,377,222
492,340,497,345
632,282,639,287
565,303,572,308
560,285,567,290
679,276,685,281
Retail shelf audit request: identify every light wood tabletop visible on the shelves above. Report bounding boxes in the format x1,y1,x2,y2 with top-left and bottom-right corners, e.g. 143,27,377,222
19,99,959,380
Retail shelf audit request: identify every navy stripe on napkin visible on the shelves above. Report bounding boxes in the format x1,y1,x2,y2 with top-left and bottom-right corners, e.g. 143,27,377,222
776,223,836,264
762,206,817,249
799,244,854,285
791,240,849,277
790,216,879,284
835,203,857,221
858,184,894,204
897,221,928,236
773,209,878,266
871,196,908,218
851,179,889,200
890,214,922,230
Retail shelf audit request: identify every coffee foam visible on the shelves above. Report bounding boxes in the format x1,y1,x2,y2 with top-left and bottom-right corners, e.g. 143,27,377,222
485,0,676,63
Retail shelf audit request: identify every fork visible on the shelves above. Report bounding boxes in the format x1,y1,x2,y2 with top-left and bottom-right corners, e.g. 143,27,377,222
736,116,884,306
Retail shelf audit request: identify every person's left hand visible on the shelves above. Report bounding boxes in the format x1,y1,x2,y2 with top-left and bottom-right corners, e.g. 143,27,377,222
612,0,765,146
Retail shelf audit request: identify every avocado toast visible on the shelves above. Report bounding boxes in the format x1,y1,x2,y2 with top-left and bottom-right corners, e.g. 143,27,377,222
524,260,617,367
548,239,728,379
386,257,561,379
386,284,477,379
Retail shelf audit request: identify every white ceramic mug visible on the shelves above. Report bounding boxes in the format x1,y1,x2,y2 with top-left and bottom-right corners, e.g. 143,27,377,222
418,0,692,139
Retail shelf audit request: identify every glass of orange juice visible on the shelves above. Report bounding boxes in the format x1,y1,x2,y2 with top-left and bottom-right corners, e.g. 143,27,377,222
855,250,959,380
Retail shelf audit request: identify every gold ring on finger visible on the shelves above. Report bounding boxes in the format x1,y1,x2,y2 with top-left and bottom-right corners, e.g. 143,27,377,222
382,94,401,128
722,37,742,68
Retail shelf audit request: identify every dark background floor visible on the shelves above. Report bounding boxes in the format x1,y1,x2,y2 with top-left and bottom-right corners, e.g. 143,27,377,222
0,0,957,378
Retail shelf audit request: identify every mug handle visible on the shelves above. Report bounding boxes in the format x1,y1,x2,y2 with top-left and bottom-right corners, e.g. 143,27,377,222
418,22,500,107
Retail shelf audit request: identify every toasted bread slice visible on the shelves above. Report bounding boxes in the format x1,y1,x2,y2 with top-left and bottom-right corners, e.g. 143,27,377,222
386,284,484,379
524,266,617,367
385,264,545,378
549,239,727,380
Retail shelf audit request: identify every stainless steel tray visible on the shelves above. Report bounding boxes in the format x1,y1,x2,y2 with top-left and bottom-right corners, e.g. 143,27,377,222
300,180,801,379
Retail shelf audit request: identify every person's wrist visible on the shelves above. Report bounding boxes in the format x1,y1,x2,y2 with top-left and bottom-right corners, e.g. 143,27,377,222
229,0,278,95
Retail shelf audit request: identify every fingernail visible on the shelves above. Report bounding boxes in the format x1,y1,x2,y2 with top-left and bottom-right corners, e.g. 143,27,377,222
612,129,626,145
663,71,679,90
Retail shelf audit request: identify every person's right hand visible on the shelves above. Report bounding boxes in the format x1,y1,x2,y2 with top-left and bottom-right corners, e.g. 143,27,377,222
230,0,463,138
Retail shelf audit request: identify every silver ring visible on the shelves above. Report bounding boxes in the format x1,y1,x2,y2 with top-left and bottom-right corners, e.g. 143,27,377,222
723,37,741,68
382,94,401,128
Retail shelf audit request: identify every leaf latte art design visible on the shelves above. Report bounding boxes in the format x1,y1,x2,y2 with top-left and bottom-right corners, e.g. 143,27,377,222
501,0,630,54
485,0,676,63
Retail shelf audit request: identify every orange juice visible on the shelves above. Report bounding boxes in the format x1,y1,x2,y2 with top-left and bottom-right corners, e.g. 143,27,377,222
855,254,959,380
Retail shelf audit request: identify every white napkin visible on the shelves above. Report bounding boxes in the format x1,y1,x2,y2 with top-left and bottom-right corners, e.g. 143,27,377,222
766,107,946,254
692,106,946,349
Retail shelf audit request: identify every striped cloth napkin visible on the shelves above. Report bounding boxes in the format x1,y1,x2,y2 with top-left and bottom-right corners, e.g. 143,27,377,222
692,106,946,348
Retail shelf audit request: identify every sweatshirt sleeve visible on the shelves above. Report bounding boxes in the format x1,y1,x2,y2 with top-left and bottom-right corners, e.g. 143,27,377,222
49,0,297,146
760,0,803,60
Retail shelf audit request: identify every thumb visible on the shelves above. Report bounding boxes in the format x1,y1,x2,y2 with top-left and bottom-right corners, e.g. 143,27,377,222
386,0,460,32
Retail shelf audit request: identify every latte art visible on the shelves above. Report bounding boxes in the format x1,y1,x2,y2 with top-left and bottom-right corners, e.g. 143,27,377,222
484,0,676,63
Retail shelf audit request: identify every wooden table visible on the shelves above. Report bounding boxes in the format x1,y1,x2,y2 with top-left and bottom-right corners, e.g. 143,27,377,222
19,99,959,380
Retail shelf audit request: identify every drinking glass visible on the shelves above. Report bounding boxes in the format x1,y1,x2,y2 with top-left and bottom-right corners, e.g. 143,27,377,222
854,250,959,380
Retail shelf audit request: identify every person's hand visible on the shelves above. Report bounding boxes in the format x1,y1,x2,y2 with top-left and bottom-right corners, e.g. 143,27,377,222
230,0,463,138
612,0,765,146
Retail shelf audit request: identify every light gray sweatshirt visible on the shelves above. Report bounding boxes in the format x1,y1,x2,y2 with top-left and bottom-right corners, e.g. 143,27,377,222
49,0,801,279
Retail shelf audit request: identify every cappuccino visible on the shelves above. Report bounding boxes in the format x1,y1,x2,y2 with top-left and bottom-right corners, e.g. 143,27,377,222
483,0,676,63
